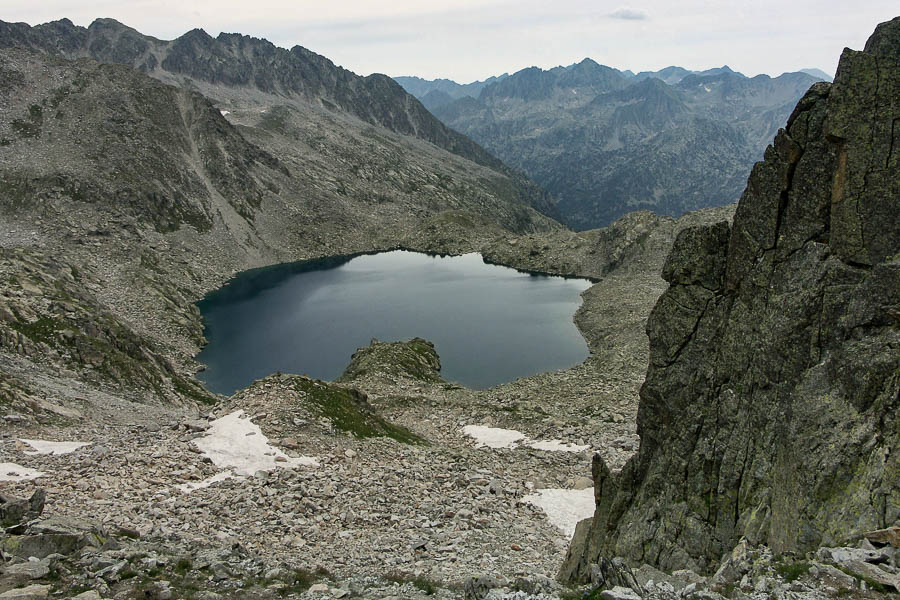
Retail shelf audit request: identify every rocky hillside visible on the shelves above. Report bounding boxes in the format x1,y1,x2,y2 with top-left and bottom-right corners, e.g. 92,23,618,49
0,40,565,409
561,15,899,580
0,17,555,219
0,50,284,233
1,14,897,600
424,59,823,229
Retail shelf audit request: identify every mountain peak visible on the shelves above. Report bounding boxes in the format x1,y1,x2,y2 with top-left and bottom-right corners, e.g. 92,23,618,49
89,17,129,29
863,14,900,56
179,27,214,42
799,67,833,81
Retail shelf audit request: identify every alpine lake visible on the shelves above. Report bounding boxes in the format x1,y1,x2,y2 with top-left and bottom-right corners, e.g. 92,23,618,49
195,250,593,395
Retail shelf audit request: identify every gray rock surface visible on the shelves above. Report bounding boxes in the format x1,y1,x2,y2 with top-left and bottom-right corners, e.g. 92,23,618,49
0,489,44,527
0,585,50,600
561,16,900,580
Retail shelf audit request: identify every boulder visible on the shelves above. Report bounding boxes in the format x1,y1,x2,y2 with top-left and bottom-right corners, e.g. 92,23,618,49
0,490,45,527
1,534,81,559
0,585,50,600
590,557,643,594
817,546,900,592
0,558,51,584
463,575,506,600
599,587,641,600
865,526,900,548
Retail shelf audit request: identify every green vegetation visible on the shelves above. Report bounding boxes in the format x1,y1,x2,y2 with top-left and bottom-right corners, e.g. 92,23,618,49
278,566,331,595
174,558,193,575
289,377,424,444
384,571,440,595
559,587,604,600
832,564,891,594
338,338,443,384
11,104,44,137
8,315,65,345
173,377,218,405
774,560,810,582
258,105,295,135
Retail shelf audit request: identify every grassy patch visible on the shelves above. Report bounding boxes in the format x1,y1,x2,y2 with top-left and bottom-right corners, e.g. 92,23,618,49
774,560,810,583
173,377,217,405
833,565,891,594
8,316,65,345
289,377,424,444
384,571,440,595
275,567,330,596
174,558,193,576
339,338,443,384
258,106,295,135
559,588,603,600
11,104,44,137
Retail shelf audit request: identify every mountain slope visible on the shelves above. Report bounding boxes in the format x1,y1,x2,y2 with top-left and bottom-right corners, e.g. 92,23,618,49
0,35,562,404
430,61,824,229
561,16,900,579
0,17,557,218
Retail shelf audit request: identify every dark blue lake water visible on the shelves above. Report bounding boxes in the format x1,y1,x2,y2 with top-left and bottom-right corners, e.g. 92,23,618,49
195,250,592,395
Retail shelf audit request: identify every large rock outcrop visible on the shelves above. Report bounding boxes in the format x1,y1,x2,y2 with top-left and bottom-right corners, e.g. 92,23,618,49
561,17,900,580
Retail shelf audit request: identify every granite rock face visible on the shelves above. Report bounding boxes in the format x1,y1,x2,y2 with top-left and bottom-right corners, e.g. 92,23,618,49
561,17,900,580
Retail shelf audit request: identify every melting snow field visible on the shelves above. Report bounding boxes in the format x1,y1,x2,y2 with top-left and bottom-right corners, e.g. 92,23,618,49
19,439,91,455
0,462,44,481
176,470,235,493
526,439,590,452
463,424,594,537
461,425,526,448
192,410,318,478
462,425,589,453
522,488,595,538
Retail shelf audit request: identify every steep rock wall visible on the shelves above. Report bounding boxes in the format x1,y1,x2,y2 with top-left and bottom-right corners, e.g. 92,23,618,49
562,17,900,579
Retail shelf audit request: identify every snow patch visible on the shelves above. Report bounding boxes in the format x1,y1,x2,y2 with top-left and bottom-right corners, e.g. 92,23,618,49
19,439,90,455
462,425,526,449
0,462,44,481
193,410,318,476
526,439,590,453
463,425,589,453
176,470,235,493
220,109,231,116
522,488,595,538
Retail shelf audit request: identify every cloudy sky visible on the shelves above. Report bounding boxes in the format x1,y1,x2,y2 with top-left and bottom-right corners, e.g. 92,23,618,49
4,1,897,82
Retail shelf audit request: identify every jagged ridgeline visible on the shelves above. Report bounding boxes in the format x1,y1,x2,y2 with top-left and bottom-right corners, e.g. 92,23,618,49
415,58,826,230
561,17,899,579
0,17,558,230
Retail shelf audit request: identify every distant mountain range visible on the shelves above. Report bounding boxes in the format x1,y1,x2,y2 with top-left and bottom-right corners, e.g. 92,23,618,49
396,60,829,229
393,74,509,112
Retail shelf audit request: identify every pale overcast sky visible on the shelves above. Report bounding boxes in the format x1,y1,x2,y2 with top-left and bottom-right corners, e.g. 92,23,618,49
3,1,897,82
